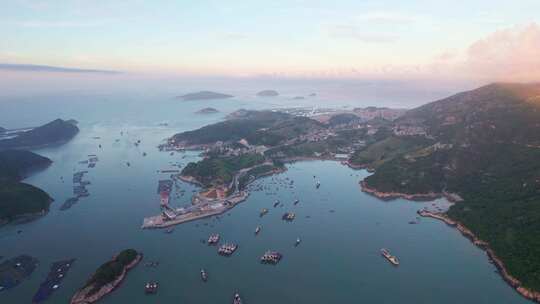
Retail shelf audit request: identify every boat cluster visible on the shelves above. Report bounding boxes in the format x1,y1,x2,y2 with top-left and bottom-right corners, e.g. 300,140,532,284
282,212,296,221
207,234,220,245
260,251,282,264
218,243,239,256
144,281,159,294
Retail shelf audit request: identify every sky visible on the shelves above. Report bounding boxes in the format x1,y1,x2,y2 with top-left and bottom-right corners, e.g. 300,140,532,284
1,0,540,82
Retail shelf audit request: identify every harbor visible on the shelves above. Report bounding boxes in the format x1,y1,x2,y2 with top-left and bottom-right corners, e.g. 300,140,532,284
0,123,529,304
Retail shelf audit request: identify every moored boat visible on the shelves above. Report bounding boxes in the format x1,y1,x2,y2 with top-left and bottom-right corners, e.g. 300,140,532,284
260,250,283,264
259,208,268,217
282,212,295,221
233,292,242,304
144,281,158,294
381,248,399,266
218,243,238,256
200,269,208,282
207,234,220,245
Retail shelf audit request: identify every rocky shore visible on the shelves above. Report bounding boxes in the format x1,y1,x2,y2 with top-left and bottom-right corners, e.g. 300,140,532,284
418,210,540,303
70,254,142,304
360,180,442,201
359,180,464,203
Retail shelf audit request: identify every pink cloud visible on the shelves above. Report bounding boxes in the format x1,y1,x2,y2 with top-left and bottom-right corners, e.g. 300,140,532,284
464,23,540,82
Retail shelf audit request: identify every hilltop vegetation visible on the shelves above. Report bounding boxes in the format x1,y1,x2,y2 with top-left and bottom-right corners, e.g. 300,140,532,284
0,150,53,224
361,83,540,290
181,153,266,187
83,249,139,295
0,119,79,150
0,150,52,182
171,110,290,146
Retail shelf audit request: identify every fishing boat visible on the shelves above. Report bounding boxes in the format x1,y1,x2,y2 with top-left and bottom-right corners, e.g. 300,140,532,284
218,243,238,256
200,269,208,282
233,292,242,304
145,281,159,294
207,234,220,245
316,181,321,189
260,250,283,264
295,237,301,247
273,200,280,208
255,226,261,235
259,208,268,217
293,199,299,205
282,212,295,221
381,248,399,266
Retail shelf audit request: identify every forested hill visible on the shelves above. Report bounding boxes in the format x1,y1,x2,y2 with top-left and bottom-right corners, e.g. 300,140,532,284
0,119,79,150
0,150,53,224
361,83,540,290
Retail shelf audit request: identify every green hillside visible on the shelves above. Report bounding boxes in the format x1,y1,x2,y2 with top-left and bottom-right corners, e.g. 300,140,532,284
361,83,540,290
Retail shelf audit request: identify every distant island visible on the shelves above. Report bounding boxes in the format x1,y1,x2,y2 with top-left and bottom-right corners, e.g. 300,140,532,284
0,119,79,150
309,93,317,97
0,150,53,225
293,96,305,100
195,107,219,114
176,91,233,101
71,249,142,304
256,90,279,97
156,83,540,302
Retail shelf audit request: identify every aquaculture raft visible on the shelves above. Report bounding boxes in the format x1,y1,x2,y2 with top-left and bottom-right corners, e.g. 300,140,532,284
32,259,75,303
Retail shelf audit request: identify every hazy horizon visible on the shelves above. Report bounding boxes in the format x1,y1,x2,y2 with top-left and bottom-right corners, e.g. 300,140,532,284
2,1,540,85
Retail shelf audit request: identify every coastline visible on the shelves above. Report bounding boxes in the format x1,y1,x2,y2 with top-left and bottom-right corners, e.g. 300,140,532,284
418,210,540,303
360,178,540,302
70,253,142,304
360,180,442,201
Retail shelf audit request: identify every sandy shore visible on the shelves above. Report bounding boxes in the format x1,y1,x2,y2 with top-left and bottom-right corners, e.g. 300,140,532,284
70,254,142,304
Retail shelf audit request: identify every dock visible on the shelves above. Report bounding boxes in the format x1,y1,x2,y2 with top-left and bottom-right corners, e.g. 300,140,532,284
142,191,249,229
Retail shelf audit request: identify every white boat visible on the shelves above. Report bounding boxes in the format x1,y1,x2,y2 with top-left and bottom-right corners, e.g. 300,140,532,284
381,248,399,266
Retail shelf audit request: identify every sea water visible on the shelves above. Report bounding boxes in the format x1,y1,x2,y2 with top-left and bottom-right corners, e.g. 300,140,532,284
0,92,530,304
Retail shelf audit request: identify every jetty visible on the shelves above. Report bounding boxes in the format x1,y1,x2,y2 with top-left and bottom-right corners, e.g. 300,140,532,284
142,191,248,229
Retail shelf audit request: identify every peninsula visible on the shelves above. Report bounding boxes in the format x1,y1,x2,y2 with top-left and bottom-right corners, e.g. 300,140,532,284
70,249,142,304
0,150,53,225
176,91,233,101
0,119,79,150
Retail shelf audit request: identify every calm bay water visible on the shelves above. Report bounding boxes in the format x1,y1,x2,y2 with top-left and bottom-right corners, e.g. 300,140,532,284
0,93,530,303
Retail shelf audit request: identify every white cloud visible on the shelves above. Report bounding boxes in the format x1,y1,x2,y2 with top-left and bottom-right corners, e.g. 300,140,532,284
355,11,418,24
16,20,108,28
326,25,397,43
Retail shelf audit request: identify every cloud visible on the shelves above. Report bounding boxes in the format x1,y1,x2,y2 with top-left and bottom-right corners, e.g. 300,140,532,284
356,11,418,24
0,63,121,74
16,20,108,28
463,23,540,82
326,25,397,43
